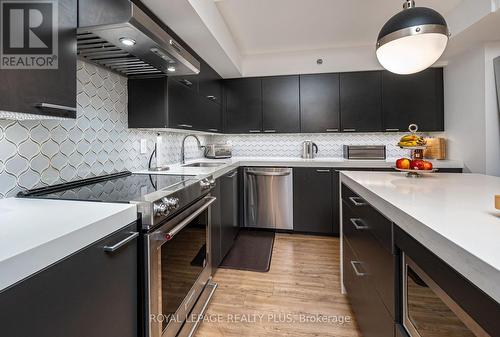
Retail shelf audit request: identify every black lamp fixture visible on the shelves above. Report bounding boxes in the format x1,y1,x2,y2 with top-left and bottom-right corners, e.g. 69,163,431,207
376,0,450,75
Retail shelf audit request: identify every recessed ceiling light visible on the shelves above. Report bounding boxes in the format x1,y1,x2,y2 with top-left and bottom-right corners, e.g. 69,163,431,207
119,37,136,46
376,0,449,75
167,66,176,72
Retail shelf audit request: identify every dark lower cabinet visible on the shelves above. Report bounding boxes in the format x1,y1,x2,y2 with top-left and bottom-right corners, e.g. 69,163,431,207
340,71,382,132
211,170,239,271
211,182,222,271
0,0,77,118
262,76,300,133
343,239,395,337
220,170,239,259
0,222,138,337
382,68,444,132
293,168,338,235
300,73,340,133
342,184,395,337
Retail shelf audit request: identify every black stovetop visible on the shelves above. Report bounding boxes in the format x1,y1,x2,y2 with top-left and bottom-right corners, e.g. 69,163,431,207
17,171,193,203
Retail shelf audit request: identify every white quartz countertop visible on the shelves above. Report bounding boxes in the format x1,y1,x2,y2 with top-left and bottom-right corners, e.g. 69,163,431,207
135,157,463,179
340,171,500,303
0,198,137,292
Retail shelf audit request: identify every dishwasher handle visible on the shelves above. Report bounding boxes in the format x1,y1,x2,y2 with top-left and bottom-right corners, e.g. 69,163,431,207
246,169,291,177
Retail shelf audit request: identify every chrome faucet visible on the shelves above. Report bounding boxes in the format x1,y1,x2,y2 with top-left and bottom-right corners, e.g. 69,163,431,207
181,134,204,164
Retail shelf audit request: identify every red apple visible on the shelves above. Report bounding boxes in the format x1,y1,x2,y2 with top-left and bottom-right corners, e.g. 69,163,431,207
423,161,433,170
396,158,411,170
411,160,425,170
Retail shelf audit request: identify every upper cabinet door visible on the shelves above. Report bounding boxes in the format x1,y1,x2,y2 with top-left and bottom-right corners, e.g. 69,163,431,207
199,62,222,105
128,77,167,128
340,71,382,132
382,68,444,132
0,0,77,118
300,73,340,133
262,76,300,133
224,78,262,133
168,80,198,130
197,97,222,133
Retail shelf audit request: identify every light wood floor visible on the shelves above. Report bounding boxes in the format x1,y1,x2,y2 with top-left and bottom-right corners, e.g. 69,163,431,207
195,233,362,337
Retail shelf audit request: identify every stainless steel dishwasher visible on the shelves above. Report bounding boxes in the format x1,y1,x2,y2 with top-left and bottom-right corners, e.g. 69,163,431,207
243,167,293,230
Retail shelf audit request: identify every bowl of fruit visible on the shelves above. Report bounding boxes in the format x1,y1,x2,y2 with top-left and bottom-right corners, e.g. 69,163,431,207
393,158,438,177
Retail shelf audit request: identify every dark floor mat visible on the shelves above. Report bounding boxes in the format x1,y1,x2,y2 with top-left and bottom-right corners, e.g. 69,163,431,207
220,230,275,272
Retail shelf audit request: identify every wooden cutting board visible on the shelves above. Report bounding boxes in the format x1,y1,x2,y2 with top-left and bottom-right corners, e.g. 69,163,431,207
424,137,446,160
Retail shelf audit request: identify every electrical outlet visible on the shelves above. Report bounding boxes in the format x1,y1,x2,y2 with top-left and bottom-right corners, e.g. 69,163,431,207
140,139,147,154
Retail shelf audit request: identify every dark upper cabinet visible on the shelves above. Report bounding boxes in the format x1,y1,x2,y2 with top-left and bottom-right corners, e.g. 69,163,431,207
128,77,167,128
197,97,222,133
300,73,340,133
340,71,383,132
224,78,262,133
199,61,222,105
168,79,198,130
293,168,336,235
262,76,300,133
382,68,444,132
0,0,77,118
0,222,138,337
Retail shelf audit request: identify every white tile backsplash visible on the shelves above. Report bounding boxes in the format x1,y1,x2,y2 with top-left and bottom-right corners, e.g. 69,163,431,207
211,133,416,159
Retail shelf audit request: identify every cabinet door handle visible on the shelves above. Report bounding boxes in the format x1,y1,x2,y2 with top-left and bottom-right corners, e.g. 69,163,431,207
178,124,193,128
385,128,399,132
316,169,330,173
104,232,139,252
350,218,368,230
350,261,367,277
326,128,338,132
226,171,237,178
343,128,356,132
207,128,219,132
249,130,261,133
36,103,76,112
348,196,367,207
206,95,217,101
179,79,193,87
264,130,276,133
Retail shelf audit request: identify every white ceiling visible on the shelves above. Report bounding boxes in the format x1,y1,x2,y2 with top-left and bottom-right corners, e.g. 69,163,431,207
215,0,463,56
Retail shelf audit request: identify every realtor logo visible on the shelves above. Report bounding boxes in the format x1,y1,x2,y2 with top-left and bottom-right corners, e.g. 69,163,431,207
0,0,58,69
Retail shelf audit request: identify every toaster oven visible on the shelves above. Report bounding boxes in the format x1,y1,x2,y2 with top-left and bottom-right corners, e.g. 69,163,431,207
204,144,232,159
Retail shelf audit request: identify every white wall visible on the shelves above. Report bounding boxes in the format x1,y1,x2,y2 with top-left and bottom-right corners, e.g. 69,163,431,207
484,42,500,176
444,42,500,176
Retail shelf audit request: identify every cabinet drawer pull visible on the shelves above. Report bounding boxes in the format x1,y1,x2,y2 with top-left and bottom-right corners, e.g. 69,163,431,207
316,169,330,173
36,103,76,112
179,79,193,87
385,128,399,132
178,124,193,128
249,130,261,133
349,196,367,207
225,171,237,178
104,232,139,252
350,218,368,230
343,128,356,132
264,130,276,133
207,128,219,132
206,95,217,101
350,261,367,277
326,128,338,132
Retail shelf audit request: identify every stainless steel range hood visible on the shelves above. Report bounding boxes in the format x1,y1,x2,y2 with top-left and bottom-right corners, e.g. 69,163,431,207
77,0,200,77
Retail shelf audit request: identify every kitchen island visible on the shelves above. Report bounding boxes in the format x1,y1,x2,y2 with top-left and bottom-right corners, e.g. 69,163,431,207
340,171,500,337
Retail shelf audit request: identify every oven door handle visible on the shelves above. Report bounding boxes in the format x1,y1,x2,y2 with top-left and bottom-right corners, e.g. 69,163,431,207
165,197,216,241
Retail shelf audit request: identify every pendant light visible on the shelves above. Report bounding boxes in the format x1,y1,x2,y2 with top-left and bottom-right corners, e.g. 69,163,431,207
376,0,450,75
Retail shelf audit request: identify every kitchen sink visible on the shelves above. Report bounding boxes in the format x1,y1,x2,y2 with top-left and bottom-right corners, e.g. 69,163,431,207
182,162,226,168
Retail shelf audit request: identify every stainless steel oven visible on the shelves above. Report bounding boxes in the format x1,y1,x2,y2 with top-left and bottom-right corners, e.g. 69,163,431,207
146,196,217,337
402,253,490,337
